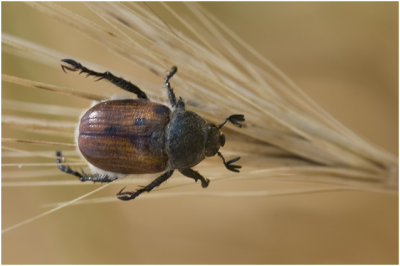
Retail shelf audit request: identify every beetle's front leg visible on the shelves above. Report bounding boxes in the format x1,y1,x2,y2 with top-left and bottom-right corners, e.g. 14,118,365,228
56,151,118,183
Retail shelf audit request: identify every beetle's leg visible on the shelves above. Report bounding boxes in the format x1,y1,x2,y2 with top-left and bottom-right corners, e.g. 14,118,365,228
164,66,182,108
56,151,117,183
179,168,210,188
217,152,242,173
61,59,148,99
116,170,174,201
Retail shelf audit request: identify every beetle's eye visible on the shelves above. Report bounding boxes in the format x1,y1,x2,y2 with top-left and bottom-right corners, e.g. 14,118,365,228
219,133,225,147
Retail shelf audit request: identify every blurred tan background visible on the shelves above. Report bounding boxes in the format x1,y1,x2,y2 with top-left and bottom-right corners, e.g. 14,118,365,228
203,2,398,155
2,2,398,264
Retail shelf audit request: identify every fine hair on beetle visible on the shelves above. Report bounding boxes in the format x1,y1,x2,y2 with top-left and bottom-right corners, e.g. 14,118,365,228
56,59,245,201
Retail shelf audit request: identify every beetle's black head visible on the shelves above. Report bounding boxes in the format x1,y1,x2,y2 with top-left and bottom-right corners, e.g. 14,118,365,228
205,124,225,157
204,114,245,157
204,114,245,172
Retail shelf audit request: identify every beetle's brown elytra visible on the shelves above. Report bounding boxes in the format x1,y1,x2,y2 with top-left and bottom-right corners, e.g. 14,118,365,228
56,59,245,200
78,99,170,174
133,117,146,126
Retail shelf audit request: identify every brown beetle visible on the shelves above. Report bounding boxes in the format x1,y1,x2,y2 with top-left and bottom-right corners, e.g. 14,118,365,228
56,59,244,200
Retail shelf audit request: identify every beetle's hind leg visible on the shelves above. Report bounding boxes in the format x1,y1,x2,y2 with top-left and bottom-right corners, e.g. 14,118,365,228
179,168,210,188
56,151,118,183
61,59,148,100
117,170,174,201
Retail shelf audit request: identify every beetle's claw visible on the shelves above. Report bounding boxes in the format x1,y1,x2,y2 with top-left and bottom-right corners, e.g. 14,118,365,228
61,65,78,73
117,194,133,201
116,186,138,201
117,186,127,194
166,66,178,81
61,59,82,73
61,59,81,67
201,178,210,188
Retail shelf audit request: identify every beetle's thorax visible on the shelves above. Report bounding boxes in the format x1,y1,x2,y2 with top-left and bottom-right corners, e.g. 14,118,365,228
165,109,208,169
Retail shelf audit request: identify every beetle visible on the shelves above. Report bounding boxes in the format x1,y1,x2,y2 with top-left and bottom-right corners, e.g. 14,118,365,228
56,59,245,200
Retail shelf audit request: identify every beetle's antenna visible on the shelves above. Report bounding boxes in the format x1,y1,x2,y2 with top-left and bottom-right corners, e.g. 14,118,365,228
218,114,245,129
217,152,242,172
